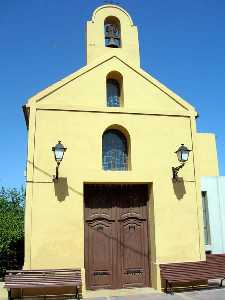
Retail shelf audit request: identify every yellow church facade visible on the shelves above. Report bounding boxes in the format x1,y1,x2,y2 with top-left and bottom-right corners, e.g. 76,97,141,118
23,4,219,292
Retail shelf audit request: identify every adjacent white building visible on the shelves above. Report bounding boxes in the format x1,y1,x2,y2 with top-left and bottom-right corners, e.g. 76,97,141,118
201,176,225,253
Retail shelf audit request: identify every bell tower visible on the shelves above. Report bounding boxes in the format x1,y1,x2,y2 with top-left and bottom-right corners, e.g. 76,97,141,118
86,5,140,66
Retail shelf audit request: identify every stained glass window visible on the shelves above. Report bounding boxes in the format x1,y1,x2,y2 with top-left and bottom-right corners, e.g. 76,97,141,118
107,79,120,107
102,129,128,171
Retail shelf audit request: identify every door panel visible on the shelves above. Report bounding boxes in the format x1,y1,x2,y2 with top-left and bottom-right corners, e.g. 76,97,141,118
118,185,148,221
84,184,150,290
86,220,115,289
84,185,116,221
119,219,149,287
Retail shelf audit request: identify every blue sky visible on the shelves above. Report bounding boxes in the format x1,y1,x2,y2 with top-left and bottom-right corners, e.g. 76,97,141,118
0,0,225,188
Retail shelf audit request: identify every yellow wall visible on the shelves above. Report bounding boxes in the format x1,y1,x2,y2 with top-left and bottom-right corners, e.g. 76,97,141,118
23,4,218,293
197,133,219,176
24,109,206,291
36,56,191,115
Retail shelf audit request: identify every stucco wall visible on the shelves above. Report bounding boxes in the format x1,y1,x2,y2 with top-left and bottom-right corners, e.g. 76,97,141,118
36,57,189,114
197,133,219,177
24,108,206,290
201,177,225,254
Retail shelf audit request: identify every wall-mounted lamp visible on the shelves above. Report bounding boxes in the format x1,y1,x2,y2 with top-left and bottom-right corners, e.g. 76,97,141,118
52,141,67,181
172,144,191,181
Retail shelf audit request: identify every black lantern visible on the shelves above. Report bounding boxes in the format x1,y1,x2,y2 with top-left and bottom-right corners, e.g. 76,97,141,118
172,144,191,181
175,144,191,163
52,141,67,180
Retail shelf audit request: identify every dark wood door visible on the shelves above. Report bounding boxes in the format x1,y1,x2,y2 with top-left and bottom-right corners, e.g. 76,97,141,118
84,184,150,290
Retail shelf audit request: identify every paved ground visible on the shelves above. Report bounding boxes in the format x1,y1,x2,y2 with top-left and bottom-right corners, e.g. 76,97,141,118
1,282,225,299
84,288,225,300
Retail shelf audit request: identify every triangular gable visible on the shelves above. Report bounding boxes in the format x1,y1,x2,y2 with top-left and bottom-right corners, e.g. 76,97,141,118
26,54,197,115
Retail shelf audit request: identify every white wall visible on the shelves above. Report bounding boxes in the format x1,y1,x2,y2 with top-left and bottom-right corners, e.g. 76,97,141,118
201,177,225,253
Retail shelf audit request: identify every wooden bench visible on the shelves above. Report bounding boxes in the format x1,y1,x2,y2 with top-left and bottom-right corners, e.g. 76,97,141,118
4,268,82,299
160,254,225,294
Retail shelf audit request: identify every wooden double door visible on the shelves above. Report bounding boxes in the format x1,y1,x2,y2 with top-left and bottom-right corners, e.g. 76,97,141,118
84,184,150,290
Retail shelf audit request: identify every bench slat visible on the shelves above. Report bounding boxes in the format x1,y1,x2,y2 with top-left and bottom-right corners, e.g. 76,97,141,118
5,276,81,279
6,268,81,273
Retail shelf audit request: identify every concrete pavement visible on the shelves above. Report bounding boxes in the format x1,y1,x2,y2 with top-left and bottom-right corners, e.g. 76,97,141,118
1,281,225,299
84,288,225,300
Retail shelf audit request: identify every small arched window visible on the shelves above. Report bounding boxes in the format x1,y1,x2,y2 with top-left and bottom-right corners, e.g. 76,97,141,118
106,71,123,107
104,17,121,48
102,129,128,171
107,79,120,107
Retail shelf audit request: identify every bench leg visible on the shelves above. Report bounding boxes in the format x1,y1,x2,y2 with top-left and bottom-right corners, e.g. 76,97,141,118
75,286,80,299
165,280,168,293
165,281,174,295
169,283,174,295
165,280,173,294
8,289,12,300
220,278,225,287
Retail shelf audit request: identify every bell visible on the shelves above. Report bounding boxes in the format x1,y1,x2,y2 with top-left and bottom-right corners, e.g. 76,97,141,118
105,23,120,48
107,37,119,48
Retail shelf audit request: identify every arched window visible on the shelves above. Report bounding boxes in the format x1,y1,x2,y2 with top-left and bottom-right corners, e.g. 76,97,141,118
102,129,128,170
104,17,121,48
106,71,123,107
107,79,120,107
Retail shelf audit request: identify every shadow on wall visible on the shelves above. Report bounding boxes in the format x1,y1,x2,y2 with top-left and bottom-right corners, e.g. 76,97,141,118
27,161,83,197
172,178,186,200
54,177,69,201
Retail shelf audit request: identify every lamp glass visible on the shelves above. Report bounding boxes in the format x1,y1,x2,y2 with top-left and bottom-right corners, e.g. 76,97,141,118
176,144,191,163
181,151,189,162
53,141,66,163
55,148,64,162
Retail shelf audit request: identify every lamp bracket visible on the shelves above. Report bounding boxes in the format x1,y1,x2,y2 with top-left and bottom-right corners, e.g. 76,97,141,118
53,165,60,182
172,163,185,181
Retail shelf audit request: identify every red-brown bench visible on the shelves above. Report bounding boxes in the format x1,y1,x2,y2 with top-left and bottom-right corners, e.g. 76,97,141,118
4,268,82,299
160,254,225,294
